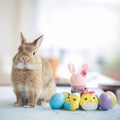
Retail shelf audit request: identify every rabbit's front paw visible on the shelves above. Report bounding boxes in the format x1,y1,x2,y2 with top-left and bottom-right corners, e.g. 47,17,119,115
14,100,23,106
24,102,36,108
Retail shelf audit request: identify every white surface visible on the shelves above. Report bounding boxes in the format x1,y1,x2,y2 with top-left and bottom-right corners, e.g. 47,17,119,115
86,72,120,88
0,86,120,120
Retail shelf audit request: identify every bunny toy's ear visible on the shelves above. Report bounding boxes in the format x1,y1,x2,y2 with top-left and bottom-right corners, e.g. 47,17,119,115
68,63,76,74
81,64,88,71
81,63,89,76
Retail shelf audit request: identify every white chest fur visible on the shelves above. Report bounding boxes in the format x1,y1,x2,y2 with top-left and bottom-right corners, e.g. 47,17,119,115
18,84,29,99
18,84,44,100
14,63,33,70
14,62,42,70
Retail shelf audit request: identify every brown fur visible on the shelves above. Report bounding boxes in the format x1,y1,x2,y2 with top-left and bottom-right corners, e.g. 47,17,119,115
11,33,56,108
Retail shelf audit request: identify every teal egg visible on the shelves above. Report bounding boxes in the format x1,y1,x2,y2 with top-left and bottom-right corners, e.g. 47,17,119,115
50,93,64,109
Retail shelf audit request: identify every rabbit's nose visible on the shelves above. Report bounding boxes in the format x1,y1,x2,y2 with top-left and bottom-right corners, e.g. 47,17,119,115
21,56,28,62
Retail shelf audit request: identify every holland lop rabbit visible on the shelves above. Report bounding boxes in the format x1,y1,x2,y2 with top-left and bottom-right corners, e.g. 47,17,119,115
11,33,56,107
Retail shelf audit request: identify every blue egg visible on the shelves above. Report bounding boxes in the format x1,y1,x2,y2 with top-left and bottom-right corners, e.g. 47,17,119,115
50,93,65,109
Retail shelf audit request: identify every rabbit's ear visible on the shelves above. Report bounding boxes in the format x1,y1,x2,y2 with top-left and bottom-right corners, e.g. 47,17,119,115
20,32,27,44
32,34,43,47
68,63,76,74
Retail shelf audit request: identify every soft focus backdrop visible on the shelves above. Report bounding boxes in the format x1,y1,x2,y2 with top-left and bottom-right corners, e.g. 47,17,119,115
0,0,120,85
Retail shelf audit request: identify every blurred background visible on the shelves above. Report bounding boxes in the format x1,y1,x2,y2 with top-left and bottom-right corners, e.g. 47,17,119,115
0,0,120,88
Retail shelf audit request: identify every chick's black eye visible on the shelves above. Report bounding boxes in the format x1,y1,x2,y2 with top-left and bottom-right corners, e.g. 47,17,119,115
73,98,76,101
67,97,70,99
84,98,87,100
93,97,95,99
33,52,35,55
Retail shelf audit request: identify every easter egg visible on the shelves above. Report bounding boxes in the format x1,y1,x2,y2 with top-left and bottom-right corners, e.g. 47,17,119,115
50,93,64,109
106,91,117,108
99,93,112,110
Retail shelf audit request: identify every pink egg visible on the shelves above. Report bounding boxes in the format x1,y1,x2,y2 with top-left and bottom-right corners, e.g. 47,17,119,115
99,93,112,110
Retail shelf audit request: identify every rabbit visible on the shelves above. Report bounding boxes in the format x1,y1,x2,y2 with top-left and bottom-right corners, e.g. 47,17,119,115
68,63,88,93
11,33,56,108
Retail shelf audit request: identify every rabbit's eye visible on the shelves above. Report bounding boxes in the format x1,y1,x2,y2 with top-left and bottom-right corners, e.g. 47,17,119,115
33,52,35,55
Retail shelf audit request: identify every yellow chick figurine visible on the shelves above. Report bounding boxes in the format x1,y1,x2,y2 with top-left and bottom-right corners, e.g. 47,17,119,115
64,93,80,110
80,90,98,111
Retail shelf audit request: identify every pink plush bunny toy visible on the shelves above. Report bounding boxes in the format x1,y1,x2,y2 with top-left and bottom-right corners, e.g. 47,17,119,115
68,63,89,93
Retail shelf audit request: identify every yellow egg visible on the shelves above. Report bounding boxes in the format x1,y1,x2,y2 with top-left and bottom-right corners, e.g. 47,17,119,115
106,91,117,108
